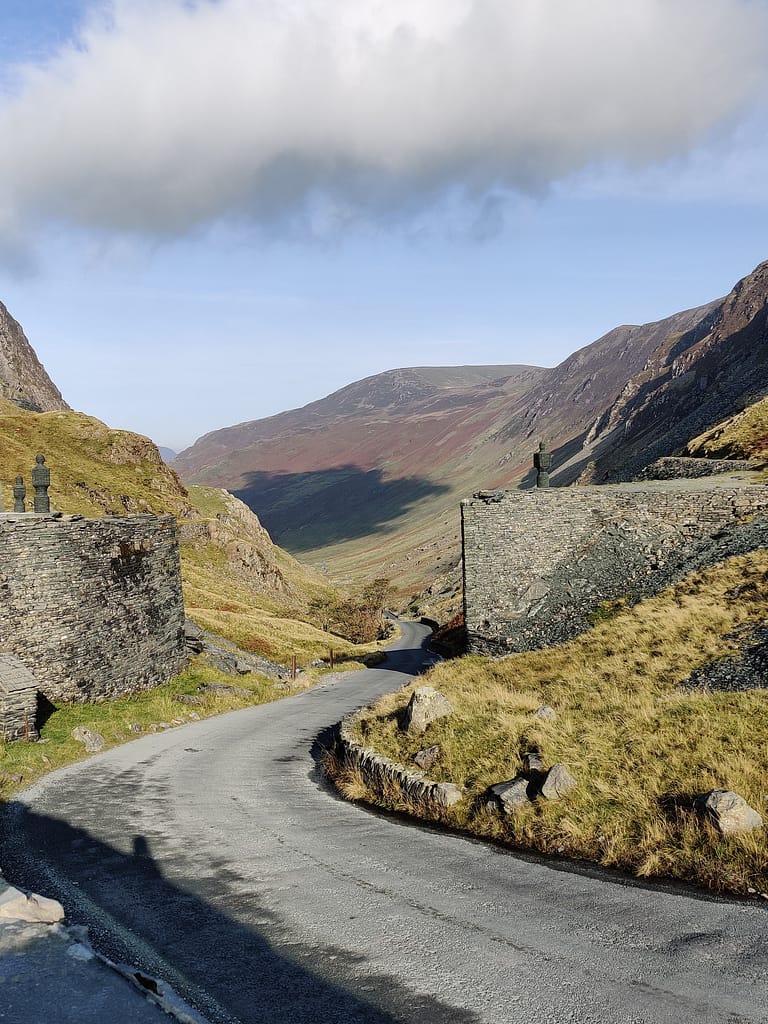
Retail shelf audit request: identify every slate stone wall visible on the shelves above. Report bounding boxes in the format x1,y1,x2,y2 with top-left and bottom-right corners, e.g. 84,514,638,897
462,482,768,655
636,457,764,480
0,513,187,702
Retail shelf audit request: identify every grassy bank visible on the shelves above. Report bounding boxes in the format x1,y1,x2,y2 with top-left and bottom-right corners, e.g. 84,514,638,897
340,550,768,895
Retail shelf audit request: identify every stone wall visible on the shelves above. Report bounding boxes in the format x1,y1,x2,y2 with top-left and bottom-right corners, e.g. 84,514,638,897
462,481,768,654
636,457,764,480
0,513,186,702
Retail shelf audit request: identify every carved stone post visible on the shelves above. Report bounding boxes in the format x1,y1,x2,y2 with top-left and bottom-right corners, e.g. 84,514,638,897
31,454,51,513
13,477,26,513
533,441,552,488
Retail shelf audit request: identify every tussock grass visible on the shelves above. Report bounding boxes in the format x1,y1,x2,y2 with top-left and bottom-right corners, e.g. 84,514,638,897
349,551,768,894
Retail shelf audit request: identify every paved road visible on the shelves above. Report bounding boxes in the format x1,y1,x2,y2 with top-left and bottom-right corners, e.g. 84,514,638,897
2,621,767,1024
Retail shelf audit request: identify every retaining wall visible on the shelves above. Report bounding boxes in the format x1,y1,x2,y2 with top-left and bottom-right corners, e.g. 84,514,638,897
0,513,187,702
337,711,462,808
462,481,768,654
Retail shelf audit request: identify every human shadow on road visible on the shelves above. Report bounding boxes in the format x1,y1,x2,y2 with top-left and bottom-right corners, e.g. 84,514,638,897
0,805,481,1024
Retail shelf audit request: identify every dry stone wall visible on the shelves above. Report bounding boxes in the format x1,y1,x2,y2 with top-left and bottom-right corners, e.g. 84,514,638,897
462,481,768,654
0,513,186,702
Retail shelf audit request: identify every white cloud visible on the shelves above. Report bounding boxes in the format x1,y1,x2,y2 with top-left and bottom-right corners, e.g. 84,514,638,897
0,0,765,245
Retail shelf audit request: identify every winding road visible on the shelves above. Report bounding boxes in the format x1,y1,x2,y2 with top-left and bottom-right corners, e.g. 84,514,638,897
2,621,767,1023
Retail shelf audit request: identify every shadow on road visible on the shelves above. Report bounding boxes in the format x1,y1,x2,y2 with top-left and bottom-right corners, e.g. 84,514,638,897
0,804,480,1024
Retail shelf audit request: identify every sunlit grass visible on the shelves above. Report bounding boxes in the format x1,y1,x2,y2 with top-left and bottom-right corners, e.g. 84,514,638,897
346,550,768,894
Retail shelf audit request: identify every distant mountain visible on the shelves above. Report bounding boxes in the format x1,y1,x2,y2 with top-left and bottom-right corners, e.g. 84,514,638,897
0,301,69,412
174,261,768,592
0,301,339,662
158,446,177,464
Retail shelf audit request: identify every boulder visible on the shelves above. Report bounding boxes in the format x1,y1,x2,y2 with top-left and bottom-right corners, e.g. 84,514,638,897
488,777,531,814
694,789,763,835
128,723,143,734
534,705,557,721
413,745,441,771
0,885,64,924
71,727,105,753
403,687,453,735
235,659,253,675
539,763,577,800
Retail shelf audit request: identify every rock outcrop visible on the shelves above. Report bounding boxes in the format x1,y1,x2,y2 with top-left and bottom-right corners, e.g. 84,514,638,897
0,301,69,413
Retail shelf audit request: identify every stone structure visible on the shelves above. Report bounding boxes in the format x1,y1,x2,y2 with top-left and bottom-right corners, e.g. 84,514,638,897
337,709,463,809
31,453,50,513
0,513,186,702
0,654,39,741
462,480,768,654
533,442,552,488
12,477,25,513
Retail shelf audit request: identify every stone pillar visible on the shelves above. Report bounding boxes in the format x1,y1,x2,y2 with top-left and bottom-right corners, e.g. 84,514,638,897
13,477,26,513
533,441,552,488
31,454,51,513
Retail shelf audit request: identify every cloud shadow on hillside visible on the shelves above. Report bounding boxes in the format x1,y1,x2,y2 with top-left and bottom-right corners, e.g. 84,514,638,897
234,466,450,553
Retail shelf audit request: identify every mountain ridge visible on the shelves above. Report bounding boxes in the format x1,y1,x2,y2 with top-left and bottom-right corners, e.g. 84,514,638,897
175,260,768,593
0,301,69,413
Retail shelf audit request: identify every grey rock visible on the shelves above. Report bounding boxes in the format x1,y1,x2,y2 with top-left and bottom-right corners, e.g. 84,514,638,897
523,751,546,773
71,726,105,753
432,782,463,807
539,763,577,800
695,789,763,835
489,777,531,813
199,681,250,698
174,693,204,706
403,686,453,735
188,711,201,721
128,723,143,733
413,745,441,771
184,618,204,640
235,659,253,675
534,705,557,721
0,772,23,784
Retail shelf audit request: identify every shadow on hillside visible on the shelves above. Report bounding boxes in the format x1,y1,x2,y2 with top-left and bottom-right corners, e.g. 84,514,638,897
0,805,479,1024
235,466,450,553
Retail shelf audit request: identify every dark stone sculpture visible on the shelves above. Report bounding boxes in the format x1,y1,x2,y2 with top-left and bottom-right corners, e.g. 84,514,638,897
13,477,26,513
32,453,51,513
533,441,552,488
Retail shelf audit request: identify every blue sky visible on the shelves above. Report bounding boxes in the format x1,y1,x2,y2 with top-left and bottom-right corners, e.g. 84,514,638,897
0,0,766,452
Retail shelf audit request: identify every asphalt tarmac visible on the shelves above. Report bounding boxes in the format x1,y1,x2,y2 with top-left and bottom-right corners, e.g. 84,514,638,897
2,621,767,1024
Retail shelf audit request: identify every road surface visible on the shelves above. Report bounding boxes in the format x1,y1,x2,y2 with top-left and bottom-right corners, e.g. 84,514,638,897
2,621,767,1023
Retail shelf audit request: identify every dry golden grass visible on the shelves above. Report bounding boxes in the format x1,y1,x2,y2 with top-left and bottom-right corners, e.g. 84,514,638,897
686,395,768,461
348,550,768,894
